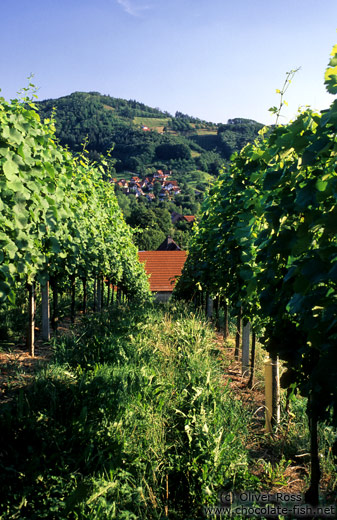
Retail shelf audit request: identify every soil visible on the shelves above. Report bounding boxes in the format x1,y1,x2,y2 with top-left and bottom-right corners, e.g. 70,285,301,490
0,317,76,402
215,332,337,503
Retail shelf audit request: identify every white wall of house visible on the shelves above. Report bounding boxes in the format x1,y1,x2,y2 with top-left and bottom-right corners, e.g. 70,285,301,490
154,291,172,302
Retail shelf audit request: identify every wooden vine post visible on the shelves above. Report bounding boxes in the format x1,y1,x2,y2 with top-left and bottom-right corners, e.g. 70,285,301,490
97,276,102,312
41,280,50,341
51,276,58,331
206,295,213,319
93,277,97,311
101,276,104,310
222,298,229,339
305,397,320,506
235,306,242,360
27,282,35,357
214,296,220,330
82,277,87,314
248,331,256,389
241,321,250,376
70,273,76,323
107,279,110,306
264,355,280,432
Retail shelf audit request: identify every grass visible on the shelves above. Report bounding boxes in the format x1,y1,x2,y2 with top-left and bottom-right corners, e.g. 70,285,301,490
0,302,259,519
133,116,170,131
1,300,336,518
182,170,214,187
217,307,337,502
195,129,217,136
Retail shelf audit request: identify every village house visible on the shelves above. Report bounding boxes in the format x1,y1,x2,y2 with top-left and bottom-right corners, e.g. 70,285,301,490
138,250,187,302
146,193,156,202
114,170,181,201
163,180,179,191
117,179,130,194
171,212,195,224
129,176,141,186
183,215,195,223
156,236,181,251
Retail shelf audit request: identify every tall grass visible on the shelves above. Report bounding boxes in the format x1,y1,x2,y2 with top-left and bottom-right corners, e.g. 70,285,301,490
0,302,258,519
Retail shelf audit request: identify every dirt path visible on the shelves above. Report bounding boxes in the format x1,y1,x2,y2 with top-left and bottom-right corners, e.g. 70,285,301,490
0,317,77,402
214,332,310,496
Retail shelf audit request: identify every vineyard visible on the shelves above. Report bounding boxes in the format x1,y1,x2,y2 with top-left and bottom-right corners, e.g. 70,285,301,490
175,44,337,506
1,44,337,519
0,89,151,353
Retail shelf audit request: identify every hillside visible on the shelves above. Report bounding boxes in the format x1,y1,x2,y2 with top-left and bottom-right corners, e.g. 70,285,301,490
36,92,264,177
35,93,264,250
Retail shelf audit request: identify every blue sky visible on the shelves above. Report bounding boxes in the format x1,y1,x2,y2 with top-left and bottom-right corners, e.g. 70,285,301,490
1,0,337,124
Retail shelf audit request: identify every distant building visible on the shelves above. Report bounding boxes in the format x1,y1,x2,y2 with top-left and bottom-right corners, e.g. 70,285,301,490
183,215,195,223
114,173,181,201
171,211,183,224
171,212,195,224
156,236,181,251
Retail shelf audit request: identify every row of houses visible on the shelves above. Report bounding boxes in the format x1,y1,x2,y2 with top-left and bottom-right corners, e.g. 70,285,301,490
114,170,181,201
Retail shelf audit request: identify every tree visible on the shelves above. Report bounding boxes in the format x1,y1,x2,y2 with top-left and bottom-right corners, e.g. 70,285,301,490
153,181,162,197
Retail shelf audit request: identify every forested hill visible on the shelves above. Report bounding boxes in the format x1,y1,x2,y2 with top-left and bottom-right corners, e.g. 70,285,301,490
36,92,264,175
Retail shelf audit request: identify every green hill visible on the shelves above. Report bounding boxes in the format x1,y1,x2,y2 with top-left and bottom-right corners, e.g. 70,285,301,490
36,92,264,176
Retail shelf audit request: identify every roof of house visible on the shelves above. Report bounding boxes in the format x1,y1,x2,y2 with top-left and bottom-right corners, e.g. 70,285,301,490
183,215,195,223
156,236,181,251
138,251,187,292
164,180,179,187
171,211,183,223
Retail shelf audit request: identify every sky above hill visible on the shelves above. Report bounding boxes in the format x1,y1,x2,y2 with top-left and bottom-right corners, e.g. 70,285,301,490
1,0,337,125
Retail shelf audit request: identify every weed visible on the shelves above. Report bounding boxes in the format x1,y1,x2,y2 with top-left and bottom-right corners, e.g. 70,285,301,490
0,303,259,519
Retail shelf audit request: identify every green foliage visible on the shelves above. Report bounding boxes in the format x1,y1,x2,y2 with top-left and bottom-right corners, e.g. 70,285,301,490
125,203,172,250
176,42,337,435
36,92,262,180
217,118,264,159
155,143,191,161
0,92,151,305
0,304,258,519
324,44,337,95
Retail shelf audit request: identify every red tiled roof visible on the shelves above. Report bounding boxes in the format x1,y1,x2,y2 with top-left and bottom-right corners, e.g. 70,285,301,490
164,180,178,187
138,251,187,292
183,215,195,223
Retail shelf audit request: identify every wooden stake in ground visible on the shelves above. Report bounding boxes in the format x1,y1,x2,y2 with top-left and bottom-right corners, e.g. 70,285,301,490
242,321,250,376
235,307,242,360
305,397,320,506
27,282,35,357
247,331,256,389
82,277,87,314
41,280,50,341
101,276,104,310
107,279,110,306
214,296,220,330
206,296,213,319
97,276,102,312
93,277,97,311
264,356,280,432
51,276,58,331
223,299,229,339
70,274,76,323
